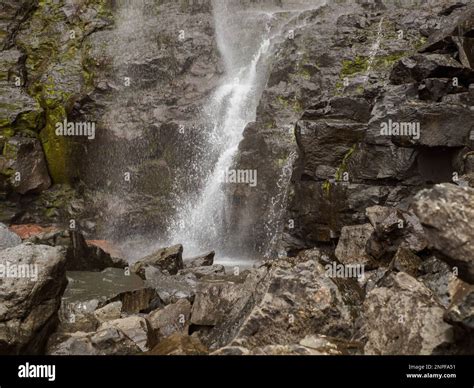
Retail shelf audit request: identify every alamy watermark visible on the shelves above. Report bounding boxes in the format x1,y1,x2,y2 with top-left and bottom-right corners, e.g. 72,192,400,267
380,119,420,140
55,118,96,140
325,262,365,281
0,261,38,281
221,169,257,187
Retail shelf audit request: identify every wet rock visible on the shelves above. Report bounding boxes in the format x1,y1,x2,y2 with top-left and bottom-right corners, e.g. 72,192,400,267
335,224,376,268
0,243,67,354
1,137,51,195
66,231,127,271
412,184,474,283
144,266,197,305
132,244,183,278
0,222,21,250
58,268,156,333
147,299,191,339
358,272,454,355
179,264,225,279
147,333,208,355
185,251,215,267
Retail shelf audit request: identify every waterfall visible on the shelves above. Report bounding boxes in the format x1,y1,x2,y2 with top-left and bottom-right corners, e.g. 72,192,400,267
167,0,326,260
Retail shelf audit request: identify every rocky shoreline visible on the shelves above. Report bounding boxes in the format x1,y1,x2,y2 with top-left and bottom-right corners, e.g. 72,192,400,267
0,183,471,355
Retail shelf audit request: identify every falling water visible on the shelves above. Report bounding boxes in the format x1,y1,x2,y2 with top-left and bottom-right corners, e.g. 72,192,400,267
167,0,326,259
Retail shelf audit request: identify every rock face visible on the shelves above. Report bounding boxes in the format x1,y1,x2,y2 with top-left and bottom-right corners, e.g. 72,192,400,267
358,272,454,355
285,1,474,253
132,244,184,278
0,243,67,354
413,184,474,283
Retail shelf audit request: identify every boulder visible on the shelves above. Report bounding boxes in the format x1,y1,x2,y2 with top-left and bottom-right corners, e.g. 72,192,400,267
179,264,225,279
93,301,122,324
66,231,127,271
184,251,215,267
191,281,244,326
358,272,454,355
218,250,362,350
144,266,197,305
97,316,154,352
0,223,21,250
392,247,422,277
0,243,67,354
418,256,456,308
412,184,474,283
335,224,376,268
1,137,51,195
365,206,427,259
132,244,183,278
147,299,191,339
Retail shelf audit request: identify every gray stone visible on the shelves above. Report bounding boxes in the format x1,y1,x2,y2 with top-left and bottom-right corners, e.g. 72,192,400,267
0,223,21,250
413,184,474,283
0,243,67,354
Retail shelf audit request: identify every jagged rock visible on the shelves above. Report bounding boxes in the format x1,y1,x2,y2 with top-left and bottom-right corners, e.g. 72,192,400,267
93,301,122,324
147,333,208,355
358,272,454,355
418,78,457,101
392,247,422,277
147,299,191,339
144,266,197,305
191,281,245,326
412,184,474,283
185,251,215,268
419,256,456,308
66,231,127,271
390,53,469,85
1,137,51,195
219,250,362,350
335,224,376,268
0,223,21,250
132,244,183,278
444,280,474,331
365,206,427,259
179,264,225,279
0,243,67,354
97,316,154,352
